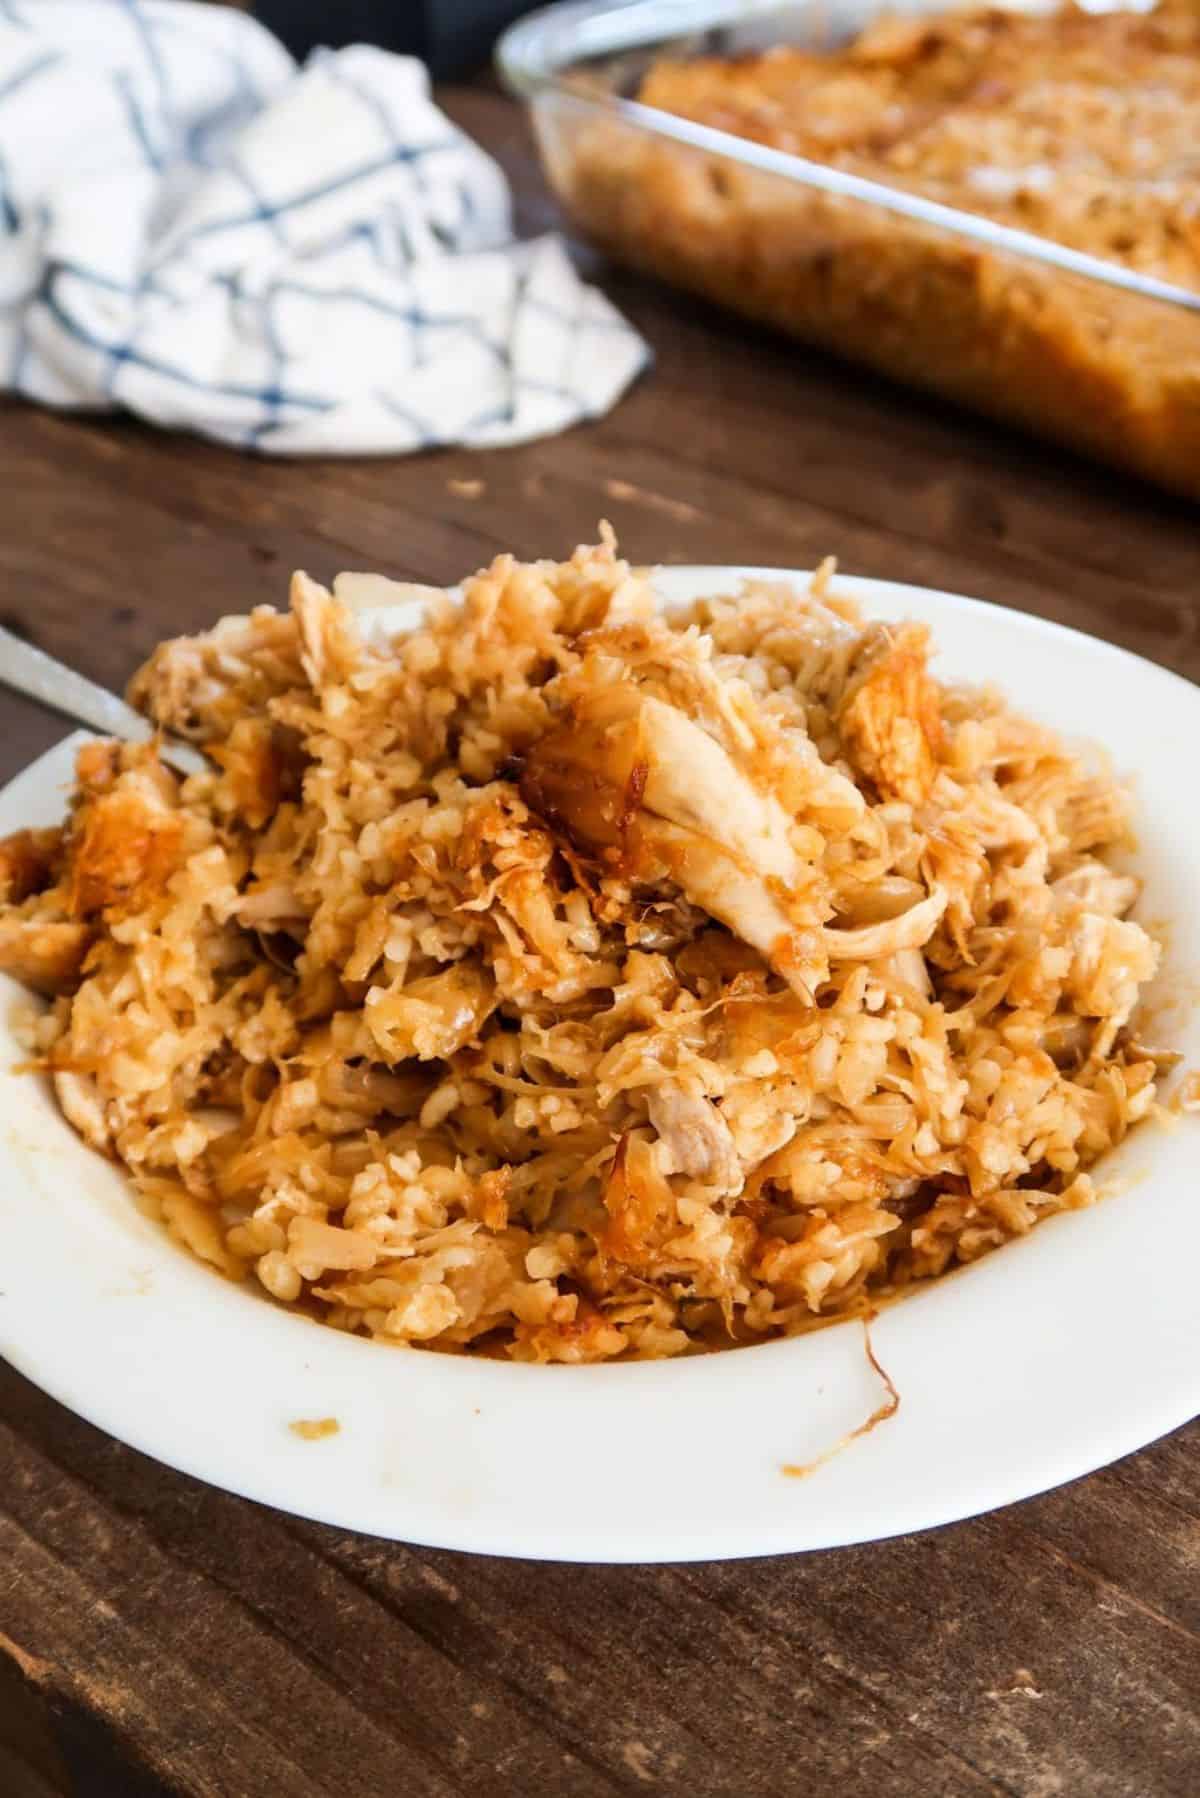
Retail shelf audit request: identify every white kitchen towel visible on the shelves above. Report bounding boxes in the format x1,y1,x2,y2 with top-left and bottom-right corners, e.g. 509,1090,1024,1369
0,0,649,453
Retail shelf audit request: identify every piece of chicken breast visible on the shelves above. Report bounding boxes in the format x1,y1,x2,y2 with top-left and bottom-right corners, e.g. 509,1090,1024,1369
521,679,829,994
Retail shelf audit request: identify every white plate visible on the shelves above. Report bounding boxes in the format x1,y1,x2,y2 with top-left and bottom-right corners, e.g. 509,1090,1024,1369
1,569,1197,1563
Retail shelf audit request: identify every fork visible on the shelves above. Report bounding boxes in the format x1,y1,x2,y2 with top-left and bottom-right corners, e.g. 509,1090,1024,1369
0,622,206,776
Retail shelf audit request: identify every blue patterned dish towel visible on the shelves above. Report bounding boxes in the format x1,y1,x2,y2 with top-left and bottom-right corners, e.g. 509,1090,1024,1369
0,0,650,453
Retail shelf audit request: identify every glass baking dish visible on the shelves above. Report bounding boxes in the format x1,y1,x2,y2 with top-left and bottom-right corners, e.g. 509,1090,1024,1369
498,0,1200,499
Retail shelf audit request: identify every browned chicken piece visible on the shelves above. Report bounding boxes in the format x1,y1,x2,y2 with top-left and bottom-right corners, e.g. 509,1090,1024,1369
290,571,364,688
67,759,185,918
127,608,309,744
521,681,830,995
838,623,943,805
0,914,92,995
0,751,182,990
522,649,952,992
647,821,825,995
127,576,358,759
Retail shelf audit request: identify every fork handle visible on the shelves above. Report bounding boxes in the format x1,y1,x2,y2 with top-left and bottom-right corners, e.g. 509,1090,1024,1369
0,623,148,740
0,624,205,775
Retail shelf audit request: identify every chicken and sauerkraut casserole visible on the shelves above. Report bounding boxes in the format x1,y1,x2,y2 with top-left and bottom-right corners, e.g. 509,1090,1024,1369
0,540,1165,1360
555,2,1200,498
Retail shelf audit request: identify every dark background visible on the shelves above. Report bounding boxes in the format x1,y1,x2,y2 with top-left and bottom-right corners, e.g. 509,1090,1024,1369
253,0,541,76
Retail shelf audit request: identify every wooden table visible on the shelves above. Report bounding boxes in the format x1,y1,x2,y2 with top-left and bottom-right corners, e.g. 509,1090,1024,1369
1,85,1197,1798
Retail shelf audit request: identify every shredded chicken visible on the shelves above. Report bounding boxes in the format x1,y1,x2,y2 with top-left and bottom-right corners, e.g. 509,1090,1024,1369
646,1082,742,1195
0,537,1168,1361
821,886,948,961
838,624,943,805
519,638,846,995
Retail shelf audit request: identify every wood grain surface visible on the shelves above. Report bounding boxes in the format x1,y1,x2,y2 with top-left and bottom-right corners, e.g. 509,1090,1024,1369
1,84,1197,1798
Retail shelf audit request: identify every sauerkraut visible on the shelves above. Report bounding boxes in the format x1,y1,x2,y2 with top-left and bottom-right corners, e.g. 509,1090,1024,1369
0,538,1165,1360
